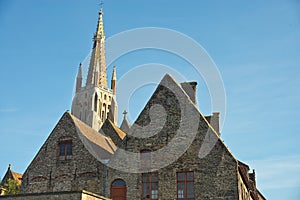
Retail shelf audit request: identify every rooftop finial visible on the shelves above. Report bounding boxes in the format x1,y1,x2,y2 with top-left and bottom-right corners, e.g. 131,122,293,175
123,110,128,119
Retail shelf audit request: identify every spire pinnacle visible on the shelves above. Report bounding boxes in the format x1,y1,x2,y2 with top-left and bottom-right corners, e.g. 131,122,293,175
112,66,116,80
111,66,117,95
77,63,82,78
95,8,105,39
76,63,83,93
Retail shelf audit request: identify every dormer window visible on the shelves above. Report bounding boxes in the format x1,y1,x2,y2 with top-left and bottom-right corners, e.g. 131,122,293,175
58,140,72,160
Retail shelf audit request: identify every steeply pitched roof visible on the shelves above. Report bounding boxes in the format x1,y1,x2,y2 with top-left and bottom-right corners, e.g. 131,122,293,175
100,119,126,148
0,165,23,186
108,120,126,140
69,113,117,160
11,172,22,185
120,117,131,134
107,74,237,173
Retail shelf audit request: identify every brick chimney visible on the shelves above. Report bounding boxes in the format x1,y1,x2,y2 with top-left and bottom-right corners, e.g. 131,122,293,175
181,82,197,105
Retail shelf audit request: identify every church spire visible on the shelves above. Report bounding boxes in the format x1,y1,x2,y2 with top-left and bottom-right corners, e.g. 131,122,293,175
72,7,118,131
86,8,107,87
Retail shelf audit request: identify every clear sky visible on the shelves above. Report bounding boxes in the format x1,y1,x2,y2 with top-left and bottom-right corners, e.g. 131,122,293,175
0,0,300,199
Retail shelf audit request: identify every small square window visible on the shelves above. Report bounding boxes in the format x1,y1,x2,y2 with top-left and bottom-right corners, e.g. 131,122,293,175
58,140,72,160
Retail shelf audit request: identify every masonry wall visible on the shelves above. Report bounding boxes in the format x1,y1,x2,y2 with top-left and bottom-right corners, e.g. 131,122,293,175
21,113,105,195
105,82,240,199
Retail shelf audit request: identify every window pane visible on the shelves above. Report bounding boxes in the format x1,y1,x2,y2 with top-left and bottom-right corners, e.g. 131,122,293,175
177,182,184,198
143,182,150,198
66,143,72,155
59,143,65,156
142,173,150,182
177,172,184,181
112,179,126,186
141,151,150,159
152,173,158,182
151,189,158,199
187,182,194,198
187,172,194,181
152,182,158,190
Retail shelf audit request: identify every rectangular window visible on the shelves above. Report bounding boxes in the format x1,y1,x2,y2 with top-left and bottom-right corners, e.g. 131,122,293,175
177,172,194,200
58,140,72,160
142,172,158,200
141,150,151,170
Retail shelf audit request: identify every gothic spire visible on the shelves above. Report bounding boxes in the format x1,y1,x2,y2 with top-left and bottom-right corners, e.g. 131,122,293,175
86,8,107,87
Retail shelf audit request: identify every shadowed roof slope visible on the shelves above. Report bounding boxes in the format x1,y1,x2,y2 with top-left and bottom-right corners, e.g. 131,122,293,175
69,113,117,159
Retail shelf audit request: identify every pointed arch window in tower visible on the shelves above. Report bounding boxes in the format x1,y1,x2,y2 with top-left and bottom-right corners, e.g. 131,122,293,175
94,93,98,112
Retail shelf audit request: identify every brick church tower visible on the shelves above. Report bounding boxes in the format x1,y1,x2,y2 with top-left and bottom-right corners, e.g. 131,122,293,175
71,9,118,131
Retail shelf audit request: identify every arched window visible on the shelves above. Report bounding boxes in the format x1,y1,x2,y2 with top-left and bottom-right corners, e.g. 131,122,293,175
94,93,98,112
111,179,126,200
102,103,107,122
104,94,107,100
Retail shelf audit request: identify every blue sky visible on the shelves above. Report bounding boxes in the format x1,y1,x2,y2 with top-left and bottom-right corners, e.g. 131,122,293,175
0,0,300,199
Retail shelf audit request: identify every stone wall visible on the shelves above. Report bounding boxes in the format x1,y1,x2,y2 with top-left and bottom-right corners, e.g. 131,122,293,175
21,113,105,195
105,76,240,199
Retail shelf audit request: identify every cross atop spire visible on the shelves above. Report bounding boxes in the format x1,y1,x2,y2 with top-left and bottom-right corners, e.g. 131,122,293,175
123,110,128,119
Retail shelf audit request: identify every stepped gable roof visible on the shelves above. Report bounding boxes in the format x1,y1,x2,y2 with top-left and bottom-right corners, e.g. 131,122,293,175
69,112,117,160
